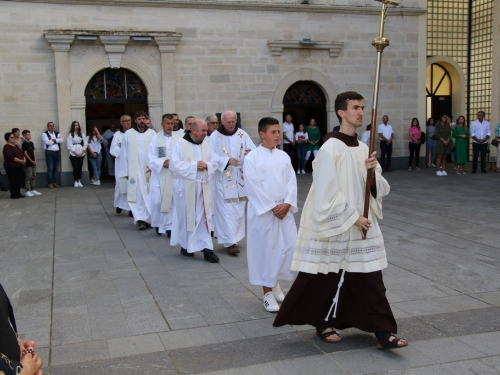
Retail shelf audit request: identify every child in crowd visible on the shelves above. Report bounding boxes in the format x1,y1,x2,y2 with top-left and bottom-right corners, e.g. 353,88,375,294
21,130,41,197
243,117,298,312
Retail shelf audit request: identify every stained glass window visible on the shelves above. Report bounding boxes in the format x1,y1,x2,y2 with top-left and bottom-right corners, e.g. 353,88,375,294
85,69,147,102
283,81,326,105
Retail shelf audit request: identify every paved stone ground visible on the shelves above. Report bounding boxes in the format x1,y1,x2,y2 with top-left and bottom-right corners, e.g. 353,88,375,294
1,166,500,375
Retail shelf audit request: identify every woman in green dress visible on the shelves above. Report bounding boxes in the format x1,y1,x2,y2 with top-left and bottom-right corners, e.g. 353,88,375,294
435,114,452,176
305,118,321,173
452,115,469,175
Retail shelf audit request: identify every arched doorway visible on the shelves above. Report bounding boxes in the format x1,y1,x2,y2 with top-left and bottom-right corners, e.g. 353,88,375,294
283,81,327,136
85,68,148,179
426,63,452,120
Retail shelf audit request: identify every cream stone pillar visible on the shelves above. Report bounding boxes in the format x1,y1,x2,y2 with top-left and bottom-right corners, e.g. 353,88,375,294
155,35,182,114
100,35,130,68
44,33,75,185
148,97,164,130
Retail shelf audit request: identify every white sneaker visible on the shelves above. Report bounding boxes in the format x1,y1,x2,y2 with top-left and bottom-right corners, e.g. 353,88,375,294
263,292,279,312
431,163,436,167
442,171,447,176
436,171,443,176
77,182,83,187
25,191,34,197
31,190,41,196
273,282,285,303
296,170,300,175
301,170,306,174
89,180,95,185
74,182,79,188
95,180,101,186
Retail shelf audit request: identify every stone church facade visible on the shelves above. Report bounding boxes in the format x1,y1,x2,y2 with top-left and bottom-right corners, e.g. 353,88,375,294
1,0,427,183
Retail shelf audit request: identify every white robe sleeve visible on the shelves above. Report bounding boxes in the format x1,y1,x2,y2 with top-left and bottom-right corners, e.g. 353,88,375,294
170,141,197,180
147,134,165,175
370,166,390,219
283,153,298,213
310,145,359,238
243,153,276,216
110,133,121,157
239,133,256,167
209,133,230,173
206,145,219,179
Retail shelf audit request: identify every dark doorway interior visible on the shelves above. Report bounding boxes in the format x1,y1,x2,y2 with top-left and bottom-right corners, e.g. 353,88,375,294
85,68,148,180
283,81,327,171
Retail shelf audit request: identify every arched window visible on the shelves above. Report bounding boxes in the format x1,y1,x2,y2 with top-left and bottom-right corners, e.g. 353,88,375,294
85,68,147,103
426,63,451,96
283,81,327,105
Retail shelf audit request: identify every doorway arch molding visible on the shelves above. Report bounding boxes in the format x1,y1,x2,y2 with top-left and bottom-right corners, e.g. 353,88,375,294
70,55,162,127
426,56,465,118
271,68,336,129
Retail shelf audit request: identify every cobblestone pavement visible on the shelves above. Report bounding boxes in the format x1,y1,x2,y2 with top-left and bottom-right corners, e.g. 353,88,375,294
1,166,499,375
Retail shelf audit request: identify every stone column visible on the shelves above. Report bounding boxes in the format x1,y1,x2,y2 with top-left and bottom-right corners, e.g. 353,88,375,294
44,33,75,186
155,35,182,113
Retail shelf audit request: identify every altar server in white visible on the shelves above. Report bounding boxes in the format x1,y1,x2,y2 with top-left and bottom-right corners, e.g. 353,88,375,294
170,119,220,263
243,117,298,312
147,114,179,236
110,114,133,215
118,110,156,230
210,110,256,255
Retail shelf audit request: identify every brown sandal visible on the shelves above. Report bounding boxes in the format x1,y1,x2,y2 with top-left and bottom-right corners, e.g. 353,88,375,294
376,333,408,350
316,328,341,343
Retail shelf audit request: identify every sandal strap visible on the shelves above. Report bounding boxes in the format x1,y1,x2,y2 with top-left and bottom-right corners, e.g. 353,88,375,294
317,328,340,339
377,333,407,348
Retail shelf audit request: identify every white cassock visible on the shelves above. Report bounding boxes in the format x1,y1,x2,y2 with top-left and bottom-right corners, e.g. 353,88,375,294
117,128,155,224
209,129,256,246
170,137,219,253
147,130,179,233
243,145,298,288
110,131,130,211
291,138,390,275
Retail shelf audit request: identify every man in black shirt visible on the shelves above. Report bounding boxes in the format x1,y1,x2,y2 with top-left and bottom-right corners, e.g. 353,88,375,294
21,130,41,197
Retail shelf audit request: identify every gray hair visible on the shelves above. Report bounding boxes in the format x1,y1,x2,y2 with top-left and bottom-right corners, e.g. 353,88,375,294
206,115,218,123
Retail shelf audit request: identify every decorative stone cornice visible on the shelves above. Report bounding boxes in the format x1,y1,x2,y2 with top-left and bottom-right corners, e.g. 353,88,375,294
44,34,75,52
155,36,182,54
100,35,130,68
268,40,343,58
17,1,427,16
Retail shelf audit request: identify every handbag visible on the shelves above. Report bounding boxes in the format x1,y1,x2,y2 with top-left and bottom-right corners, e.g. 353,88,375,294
420,132,426,145
492,139,499,147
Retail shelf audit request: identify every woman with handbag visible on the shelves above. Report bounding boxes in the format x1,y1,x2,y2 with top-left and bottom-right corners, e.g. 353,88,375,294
452,116,469,175
435,114,452,176
408,118,421,171
87,126,103,185
66,121,87,187
425,118,437,167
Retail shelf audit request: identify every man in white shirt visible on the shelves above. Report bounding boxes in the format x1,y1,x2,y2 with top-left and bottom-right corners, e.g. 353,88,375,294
470,111,491,174
118,111,156,230
282,113,295,161
209,110,256,255
377,115,394,172
41,121,63,188
147,114,180,236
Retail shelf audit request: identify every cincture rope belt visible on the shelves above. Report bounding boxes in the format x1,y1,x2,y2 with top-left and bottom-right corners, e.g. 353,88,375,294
324,269,346,321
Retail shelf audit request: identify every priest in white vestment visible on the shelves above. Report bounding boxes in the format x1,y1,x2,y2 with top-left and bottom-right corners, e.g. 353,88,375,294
147,114,179,235
210,110,256,255
110,114,132,214
274,91,407,350
117,111,156,230
170,119,220,263
243,117,297,313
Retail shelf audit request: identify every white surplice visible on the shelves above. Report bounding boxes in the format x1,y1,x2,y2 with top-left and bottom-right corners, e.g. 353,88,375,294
110,131,130,211
243,145,298,288
147,131,179,233
209,129,256,246
169,137,218,253
117,128,155,224
291,138,390,275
